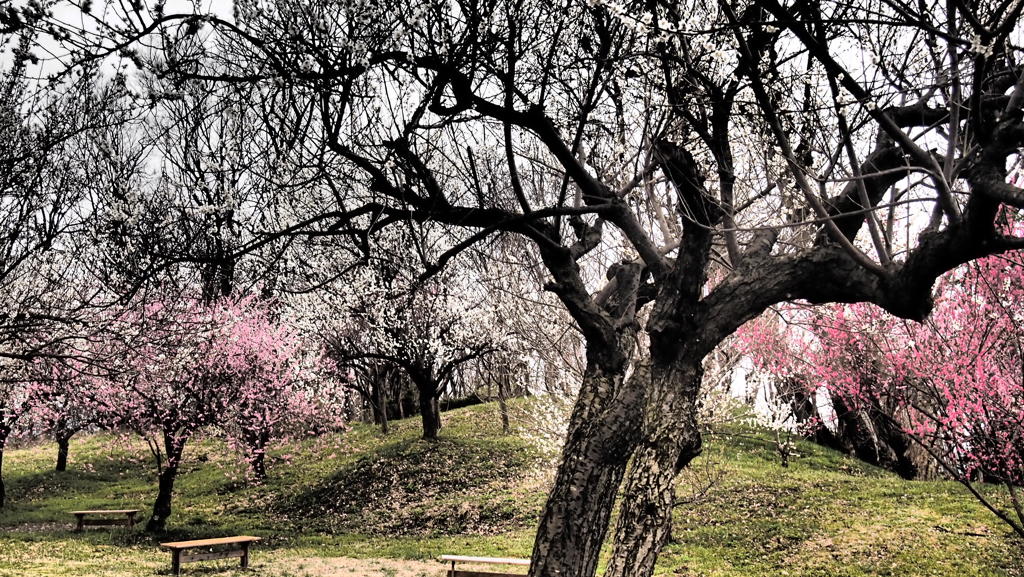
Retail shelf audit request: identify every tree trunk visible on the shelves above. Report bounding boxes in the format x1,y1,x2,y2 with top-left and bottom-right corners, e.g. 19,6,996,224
832,395,920,477
498,376,511,435
419,393,441,440
248,430,269,481
777,377,849,453
147,436,185,532
147,462,179,532
392,368,407,420
251,451,266,481
0,425,9,509
527,362,642,577
55,434,71,472
375,379,389,434
0,444,5,510
605,359,704,577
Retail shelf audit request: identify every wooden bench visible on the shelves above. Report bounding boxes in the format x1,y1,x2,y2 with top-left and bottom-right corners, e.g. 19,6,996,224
69,509,141,531
160,536,261,575
440,555,530,577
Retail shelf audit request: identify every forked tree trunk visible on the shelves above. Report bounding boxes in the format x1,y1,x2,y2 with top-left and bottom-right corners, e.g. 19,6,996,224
605,358,704,577
527,362,643,577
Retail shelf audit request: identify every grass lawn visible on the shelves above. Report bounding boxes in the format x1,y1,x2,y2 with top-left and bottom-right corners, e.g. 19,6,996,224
1,401,1021,576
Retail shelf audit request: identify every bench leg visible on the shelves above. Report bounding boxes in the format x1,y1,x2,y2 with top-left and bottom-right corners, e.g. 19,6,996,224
126,512,136,529
74,514,84,532
240,542,250,569
171,550,181,576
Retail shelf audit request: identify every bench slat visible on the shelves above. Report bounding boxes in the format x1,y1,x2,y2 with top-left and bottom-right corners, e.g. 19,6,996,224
161,536,262,549
78,519,134,526
440,555,530,566
70,510,141,515
180,549,246,563
450,571,526,577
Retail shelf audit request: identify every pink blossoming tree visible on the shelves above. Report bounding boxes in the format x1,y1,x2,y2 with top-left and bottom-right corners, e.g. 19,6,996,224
21,355,103,472
97,298,233,532
0,359,52,508
740,250,1024,538
97,294,341,530
213,298,343,481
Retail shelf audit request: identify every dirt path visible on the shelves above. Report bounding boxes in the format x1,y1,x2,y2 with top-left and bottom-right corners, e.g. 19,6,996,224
268,556,447,577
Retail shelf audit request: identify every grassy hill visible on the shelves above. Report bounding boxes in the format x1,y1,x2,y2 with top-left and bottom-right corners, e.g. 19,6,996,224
1,401,1021,577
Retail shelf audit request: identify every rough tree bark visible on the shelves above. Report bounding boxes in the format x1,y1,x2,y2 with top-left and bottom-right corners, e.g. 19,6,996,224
528,358,643,577
605,359,704,577
602,138,720,577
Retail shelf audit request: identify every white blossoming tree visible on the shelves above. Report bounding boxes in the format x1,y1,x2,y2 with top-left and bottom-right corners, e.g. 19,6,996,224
312,230,504,440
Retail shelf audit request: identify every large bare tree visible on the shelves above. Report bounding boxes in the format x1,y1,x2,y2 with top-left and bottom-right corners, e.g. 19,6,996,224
37,0,1024,574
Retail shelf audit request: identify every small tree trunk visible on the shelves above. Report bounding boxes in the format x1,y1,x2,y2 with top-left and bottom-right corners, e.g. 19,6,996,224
376,381,389,434
527,363,642,577
0,425,10,509
147,463,179,532
55,434,72,472
418,394,441,440
248,430,269,482
251,451,266,481
147,436,185,532
389,367,407,421
605,359,704,577
498,377,511,435
0,444,6,510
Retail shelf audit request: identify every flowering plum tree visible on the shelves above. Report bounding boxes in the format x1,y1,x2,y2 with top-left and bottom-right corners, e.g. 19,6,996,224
20,355,102,472
738,305,934,478
740,249,1024,537
0,358,52,508
97,298,235,532
213,297,343,481
98,294,340,527
318,249,501,440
